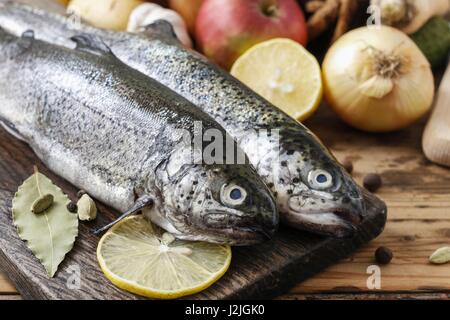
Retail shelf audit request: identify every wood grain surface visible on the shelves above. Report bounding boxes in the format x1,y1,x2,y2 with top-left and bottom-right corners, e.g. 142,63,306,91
0,103,386,300
3,99,450,299
1,0,450,301
279,104,450,298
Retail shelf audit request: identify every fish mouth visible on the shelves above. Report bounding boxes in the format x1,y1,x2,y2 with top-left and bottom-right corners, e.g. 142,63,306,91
210,226,271,246
286,198,364,238
284,211,360,238
332,207,363,225
202,212,276,245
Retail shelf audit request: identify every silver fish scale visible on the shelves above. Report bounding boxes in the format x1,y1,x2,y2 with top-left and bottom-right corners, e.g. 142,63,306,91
98,38,324,178
111,38,293,134
0,4,293,132
0,31,223,212
0,3,368,237
0,6,315,177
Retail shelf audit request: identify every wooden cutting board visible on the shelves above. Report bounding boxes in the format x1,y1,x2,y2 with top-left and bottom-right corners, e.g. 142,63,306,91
0,127,387,300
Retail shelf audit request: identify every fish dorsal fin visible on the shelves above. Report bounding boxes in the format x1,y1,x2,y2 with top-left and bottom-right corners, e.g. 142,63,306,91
143,20,179,43
0,28,34,58
70,34,114,56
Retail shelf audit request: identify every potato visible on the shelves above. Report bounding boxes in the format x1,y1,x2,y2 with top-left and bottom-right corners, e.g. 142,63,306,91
68,0,144,31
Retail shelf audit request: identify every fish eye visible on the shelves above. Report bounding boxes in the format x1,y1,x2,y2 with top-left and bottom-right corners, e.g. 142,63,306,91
220,184,247,206
308,169,333,189
230,188,242,200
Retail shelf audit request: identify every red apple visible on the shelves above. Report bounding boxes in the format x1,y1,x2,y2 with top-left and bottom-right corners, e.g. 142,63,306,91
196,0,308,69
169,0,204,34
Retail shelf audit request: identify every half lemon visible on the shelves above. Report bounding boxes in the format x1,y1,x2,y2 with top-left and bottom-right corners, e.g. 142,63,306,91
231,38,323,122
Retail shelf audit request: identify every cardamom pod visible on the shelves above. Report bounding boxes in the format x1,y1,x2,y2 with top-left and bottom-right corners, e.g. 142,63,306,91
77,194,97,221
429,247,450,264
31,194,54,214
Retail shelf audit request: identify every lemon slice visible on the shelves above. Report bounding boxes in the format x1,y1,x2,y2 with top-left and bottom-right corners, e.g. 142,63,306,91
231,38,323,122
97,215,231,299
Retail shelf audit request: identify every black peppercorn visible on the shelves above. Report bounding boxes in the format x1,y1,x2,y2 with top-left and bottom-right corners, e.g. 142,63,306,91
67,201,78,213
375,246,393,265
77,189,87,198
341,158,353,174
363,174,382,193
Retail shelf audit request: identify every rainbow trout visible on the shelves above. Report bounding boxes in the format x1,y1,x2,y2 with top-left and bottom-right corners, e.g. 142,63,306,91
0,2,376,237
0,28,279,245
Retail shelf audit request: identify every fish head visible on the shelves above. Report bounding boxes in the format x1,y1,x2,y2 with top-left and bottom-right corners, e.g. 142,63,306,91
154,161,278,246
193,164,279,244
260,129,364,238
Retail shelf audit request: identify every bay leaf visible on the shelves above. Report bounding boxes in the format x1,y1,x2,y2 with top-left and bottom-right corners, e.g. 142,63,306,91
12,168,78,277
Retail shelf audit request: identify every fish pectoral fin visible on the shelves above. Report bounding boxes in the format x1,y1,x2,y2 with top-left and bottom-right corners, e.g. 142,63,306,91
70,34,114,57
93,195,154,235
143,20,180,43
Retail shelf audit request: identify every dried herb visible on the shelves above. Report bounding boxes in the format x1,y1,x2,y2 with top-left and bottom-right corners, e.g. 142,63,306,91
429,247,450,264
375,246,393,265
77,189,87,198
66,202,78,213
77,194,97,221
31,194,54,214
12,167,78,277
363,174,383,193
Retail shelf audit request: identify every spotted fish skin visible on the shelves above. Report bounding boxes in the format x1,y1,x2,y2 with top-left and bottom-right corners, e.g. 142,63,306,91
0,28,278,245
0,3,369,237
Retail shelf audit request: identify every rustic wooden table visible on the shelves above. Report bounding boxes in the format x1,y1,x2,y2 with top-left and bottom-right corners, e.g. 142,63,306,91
1,102,450,300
